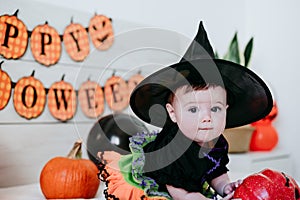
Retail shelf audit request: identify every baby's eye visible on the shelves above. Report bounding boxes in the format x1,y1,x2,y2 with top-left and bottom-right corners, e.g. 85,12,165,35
188,107,199,113
211,106,221,112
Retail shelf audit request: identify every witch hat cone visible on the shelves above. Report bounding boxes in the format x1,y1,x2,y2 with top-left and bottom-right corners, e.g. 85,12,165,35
180,21,215,62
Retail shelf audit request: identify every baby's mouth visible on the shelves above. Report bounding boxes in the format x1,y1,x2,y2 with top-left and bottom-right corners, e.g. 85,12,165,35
198,127,213,131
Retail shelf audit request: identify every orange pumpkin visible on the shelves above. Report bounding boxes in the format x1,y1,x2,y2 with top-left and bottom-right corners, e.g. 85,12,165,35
0,9,28,59
249,123,279,151
47,74,76,121
63,20,90,62
0,61,12,110
30,21,61,66
13,70,46,119
78,79,104,118
250,102,279,151
104,75,128,111
88,14,114,50
40,140,100,199
127,73,144,97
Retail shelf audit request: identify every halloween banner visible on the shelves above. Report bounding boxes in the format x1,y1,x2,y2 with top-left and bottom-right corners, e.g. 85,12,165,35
0,10,114,66
0,61,144,121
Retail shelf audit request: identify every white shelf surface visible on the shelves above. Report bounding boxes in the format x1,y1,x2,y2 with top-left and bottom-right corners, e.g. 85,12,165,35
228,148,293,177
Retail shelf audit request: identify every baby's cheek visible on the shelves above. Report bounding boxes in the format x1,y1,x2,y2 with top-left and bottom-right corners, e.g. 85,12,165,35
183,123,196,132
215,116,226,129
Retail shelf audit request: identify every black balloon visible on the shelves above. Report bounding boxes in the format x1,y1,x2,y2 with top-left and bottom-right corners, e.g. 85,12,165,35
86,113,149,164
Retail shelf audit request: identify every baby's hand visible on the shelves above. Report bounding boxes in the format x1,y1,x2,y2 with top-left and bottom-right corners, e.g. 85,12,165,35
223,179,242,196
221,192,241,200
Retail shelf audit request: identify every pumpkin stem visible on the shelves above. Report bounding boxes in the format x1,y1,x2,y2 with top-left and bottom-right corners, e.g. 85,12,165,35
67,140,82,159
0,61,4,69
61,74,65,81
13,9,19,16
31,70,35,77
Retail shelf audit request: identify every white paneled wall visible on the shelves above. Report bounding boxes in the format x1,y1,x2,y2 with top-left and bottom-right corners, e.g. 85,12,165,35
0,0,187,187
0,1,108,187
0,124,91,186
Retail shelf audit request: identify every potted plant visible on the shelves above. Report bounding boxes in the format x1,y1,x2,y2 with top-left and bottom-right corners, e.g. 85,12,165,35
218,33,255,153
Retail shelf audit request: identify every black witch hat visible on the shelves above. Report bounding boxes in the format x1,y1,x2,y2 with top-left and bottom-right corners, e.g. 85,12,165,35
130,21,273,128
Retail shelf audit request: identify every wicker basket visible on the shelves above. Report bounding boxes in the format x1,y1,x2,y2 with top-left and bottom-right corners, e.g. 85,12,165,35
223,125,255,153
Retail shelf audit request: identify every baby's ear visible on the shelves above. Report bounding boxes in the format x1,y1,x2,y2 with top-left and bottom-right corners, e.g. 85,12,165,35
166,103,177,123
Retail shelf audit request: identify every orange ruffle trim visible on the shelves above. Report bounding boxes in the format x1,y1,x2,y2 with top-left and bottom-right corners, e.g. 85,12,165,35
100,162,168,200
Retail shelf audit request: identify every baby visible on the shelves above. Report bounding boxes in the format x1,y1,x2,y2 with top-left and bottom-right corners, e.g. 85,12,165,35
97,21,273,200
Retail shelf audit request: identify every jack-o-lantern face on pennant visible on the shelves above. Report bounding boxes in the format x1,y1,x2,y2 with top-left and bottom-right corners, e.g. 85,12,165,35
47,75,76,122
104,75,128,111
13,70,46,119
0,9,28,59
127,73,144,97
88,14,114,50
0,61,12,110
78,79,104,118
30,21,61,66
63,20,90,62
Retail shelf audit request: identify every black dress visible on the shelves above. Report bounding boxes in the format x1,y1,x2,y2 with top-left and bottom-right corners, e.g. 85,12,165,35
143,122,229,194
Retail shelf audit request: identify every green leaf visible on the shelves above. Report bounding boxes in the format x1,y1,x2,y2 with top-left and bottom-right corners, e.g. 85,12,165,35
243,37,253,67
215,51,219,59
223,32,240,64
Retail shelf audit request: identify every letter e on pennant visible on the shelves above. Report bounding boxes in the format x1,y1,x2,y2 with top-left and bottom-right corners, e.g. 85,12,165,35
78,79,104,118
104,75,128,111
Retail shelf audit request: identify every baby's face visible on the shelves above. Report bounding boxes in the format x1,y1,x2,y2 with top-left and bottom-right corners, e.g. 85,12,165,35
166,85,227,146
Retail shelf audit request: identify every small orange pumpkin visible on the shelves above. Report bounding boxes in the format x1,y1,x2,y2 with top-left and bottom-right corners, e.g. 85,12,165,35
0,9,28,59
104,74,128,111
30,21,61,66
13,70,46,119
40,140,100,199
0,61,12,110
63,19,90,62
88,14,114,50
47,74,76,121
78,79,104,118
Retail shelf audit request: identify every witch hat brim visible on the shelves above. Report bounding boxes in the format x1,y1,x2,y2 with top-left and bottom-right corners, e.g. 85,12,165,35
130,21,273,128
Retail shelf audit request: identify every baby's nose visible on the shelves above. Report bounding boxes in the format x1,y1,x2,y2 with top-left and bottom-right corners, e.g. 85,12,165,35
200,109,211,122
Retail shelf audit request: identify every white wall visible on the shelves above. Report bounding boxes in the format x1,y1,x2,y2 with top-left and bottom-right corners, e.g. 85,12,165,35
34,0,247,54
1,0,300,186
244,0,300,181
